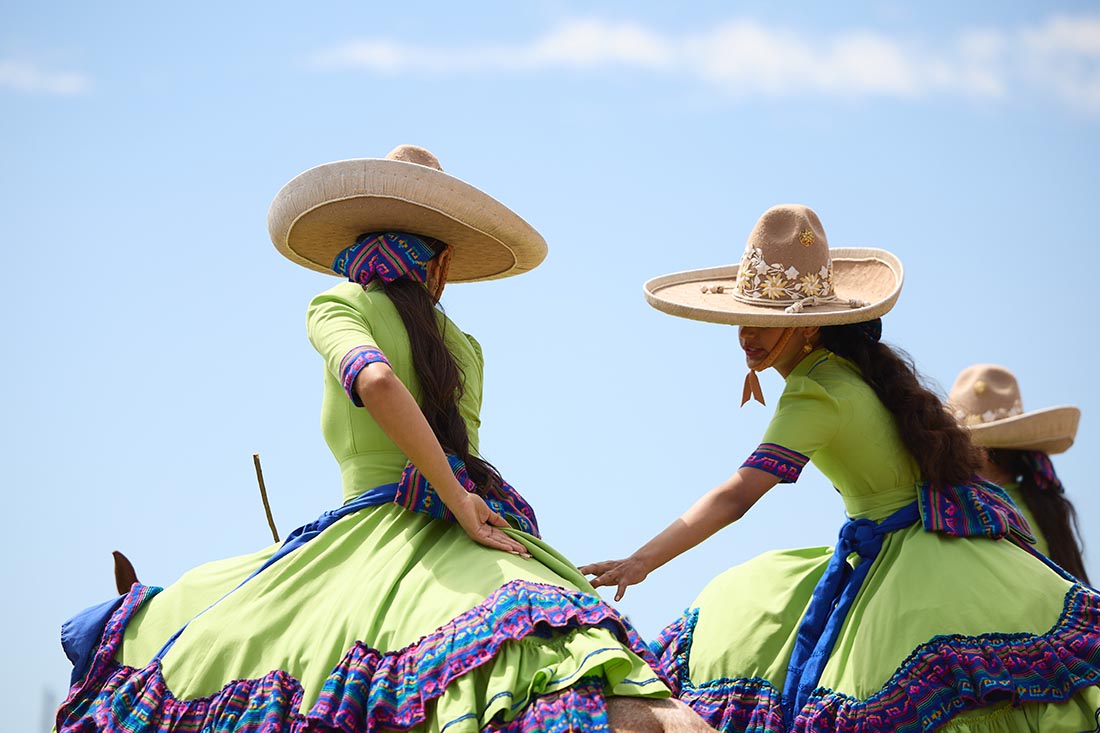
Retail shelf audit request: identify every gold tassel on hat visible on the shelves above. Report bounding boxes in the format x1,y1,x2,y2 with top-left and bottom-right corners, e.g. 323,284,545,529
741,328,795,406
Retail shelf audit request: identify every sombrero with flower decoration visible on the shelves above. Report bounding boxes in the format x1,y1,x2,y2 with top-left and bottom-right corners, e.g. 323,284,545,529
948,364,1080,455
268,144,547,282
644,204,903,326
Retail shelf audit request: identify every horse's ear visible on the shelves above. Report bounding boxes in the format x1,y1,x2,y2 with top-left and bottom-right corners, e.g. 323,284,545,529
112,550,139,595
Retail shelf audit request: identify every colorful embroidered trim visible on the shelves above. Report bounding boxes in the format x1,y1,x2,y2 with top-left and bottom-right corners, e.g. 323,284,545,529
479,676,611,733
651,609,785,731
1022,450,1065,494
396,454,541,538
741,443,810,483
332,231,436,286
339,346,390,406
919,479,1036,545
799,583,1100,732
651,584,1100,733
57,579,662,732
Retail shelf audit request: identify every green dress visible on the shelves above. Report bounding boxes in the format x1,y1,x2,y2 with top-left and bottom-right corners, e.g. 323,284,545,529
653,349,1100,733
57,281,668,732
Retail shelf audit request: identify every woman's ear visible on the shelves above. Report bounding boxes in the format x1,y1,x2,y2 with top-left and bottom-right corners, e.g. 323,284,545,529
427,247,454,300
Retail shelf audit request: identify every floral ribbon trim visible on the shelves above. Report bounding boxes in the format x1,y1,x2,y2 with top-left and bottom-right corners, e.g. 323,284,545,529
652,583,1100,733
396,454,541,538
339,346,390,406
953,398,1024,425
741,443,810,484
735,246,835,303
57,579,665,733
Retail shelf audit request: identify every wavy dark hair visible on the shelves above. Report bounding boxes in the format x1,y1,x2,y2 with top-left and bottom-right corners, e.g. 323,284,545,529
378,244,503,495
819,321,980,487
985,448,1090,584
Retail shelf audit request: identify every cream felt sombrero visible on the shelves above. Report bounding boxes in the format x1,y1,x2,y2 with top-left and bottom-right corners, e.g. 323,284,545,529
948,364,1080,455
268,145,547,283
644,204,903,326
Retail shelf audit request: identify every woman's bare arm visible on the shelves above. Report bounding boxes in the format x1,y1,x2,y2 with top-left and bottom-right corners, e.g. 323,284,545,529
579,467,779,600
355,361,530,556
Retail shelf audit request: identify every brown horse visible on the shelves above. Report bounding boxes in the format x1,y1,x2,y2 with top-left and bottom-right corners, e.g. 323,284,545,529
110,551,713,732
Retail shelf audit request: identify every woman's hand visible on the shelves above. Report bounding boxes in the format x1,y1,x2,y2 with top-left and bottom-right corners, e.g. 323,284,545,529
579,468,781,602
453,492,532,557
579,557,650,602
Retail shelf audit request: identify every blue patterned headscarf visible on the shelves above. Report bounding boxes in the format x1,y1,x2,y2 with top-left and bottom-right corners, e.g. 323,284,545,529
1021,451,1065,494
857,318,883,343
332,232,438,286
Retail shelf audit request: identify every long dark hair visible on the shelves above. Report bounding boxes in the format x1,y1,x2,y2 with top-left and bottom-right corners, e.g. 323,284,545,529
985,448,1090,583
819,321,980,487
379,250,503,494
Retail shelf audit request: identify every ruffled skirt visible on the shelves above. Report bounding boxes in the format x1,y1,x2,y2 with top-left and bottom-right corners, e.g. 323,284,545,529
57,502,668,732
653,525,1100,732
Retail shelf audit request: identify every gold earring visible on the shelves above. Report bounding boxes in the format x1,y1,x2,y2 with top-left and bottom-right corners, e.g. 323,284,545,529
803,341,813,354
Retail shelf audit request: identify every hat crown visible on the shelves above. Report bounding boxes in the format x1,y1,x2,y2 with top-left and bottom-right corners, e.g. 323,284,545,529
735,204,836,305
385,144,443,171
948,364,1024,425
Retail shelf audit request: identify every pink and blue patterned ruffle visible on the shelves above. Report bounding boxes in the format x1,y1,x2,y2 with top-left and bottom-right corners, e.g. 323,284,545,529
741,443,810,483
652,610,785,732
483,677,612,732
57,579,664,732
652,582,1100,732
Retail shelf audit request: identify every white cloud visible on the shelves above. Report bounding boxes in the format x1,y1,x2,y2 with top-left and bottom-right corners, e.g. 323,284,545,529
0,60,91,96
309,14,1100,112
678,23,957,98
310,20,674,74
524,19,673,70
1018,15,1100,113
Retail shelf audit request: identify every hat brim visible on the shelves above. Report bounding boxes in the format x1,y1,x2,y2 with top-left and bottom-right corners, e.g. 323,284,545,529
965,405,1081,455
268,158,547,283
643,247,903,326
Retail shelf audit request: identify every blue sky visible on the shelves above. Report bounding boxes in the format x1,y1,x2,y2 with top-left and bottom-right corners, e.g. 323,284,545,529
4,2,1099,729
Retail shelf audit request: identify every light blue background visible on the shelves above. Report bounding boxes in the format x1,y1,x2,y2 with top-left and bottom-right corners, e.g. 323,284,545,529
4,2,1097,729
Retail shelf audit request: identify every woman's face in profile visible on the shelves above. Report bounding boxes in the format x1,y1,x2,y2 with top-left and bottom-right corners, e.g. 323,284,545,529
738,325,819,376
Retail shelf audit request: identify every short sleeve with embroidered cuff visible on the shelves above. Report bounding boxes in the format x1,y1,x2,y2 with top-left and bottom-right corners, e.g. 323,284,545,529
741,374,841,483
307,286,391,407
338,347,391,406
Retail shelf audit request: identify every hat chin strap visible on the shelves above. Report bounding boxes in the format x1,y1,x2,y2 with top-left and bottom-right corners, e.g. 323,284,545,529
741,327,796,407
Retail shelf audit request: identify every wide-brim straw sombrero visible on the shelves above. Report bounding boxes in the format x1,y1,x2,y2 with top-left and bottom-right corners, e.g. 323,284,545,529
644,205,903,327
268,145,547,283
966,407,1081,455
949,364,1080,455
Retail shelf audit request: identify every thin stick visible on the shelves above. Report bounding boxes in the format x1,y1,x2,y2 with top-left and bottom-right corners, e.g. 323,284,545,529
253,453,280,543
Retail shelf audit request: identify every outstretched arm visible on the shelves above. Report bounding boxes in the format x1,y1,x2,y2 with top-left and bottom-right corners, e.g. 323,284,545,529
355,361,530,557
579,466,779,600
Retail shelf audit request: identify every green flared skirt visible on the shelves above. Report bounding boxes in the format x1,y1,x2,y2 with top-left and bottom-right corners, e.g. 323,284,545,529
58,502,668,732
655,524,1100,732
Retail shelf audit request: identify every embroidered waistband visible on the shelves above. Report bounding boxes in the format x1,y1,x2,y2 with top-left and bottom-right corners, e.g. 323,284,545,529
396,454,540,538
